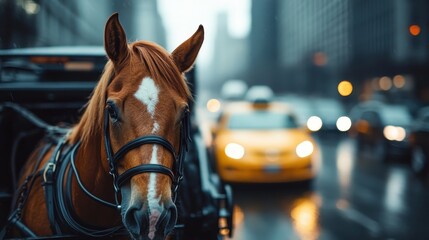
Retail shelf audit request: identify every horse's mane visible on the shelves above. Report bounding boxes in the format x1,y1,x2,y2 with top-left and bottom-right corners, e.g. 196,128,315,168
71,41,192,153
71,61,112,146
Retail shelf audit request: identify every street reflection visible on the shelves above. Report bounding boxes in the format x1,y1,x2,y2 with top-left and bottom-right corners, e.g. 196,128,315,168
384,167,406,213
225,136,429,240
336,139,355,193
228,185,321,240
290,197,320,240
230,206,245,237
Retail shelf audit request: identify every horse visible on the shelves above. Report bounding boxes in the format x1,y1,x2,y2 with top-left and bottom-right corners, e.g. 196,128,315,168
3,13,204,240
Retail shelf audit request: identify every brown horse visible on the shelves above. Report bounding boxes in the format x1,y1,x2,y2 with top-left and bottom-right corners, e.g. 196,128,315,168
6,13,204,240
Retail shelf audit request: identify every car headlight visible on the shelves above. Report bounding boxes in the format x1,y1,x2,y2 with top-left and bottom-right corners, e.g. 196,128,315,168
225,143,245,159
296,140,314,158
336,116,351,132
383,125,406,141
307,116,322,132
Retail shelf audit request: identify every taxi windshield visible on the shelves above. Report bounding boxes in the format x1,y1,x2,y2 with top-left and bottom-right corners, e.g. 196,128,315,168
227,111,298,130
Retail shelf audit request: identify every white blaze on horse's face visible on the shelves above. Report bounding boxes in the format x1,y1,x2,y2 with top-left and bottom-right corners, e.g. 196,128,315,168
133,76,163,239
134,77,159,118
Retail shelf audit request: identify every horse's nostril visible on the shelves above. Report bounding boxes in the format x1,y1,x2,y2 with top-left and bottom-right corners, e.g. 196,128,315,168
124,206,144,235
160,204,177,235
123,202,177,238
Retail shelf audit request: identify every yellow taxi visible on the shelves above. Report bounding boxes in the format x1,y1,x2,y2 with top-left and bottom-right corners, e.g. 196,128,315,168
212,100,320,183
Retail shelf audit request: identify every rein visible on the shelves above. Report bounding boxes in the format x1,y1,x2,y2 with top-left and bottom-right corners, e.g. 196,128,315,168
53,140,126,237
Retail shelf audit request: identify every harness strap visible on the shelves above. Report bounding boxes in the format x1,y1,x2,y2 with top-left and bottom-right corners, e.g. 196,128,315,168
54,143,126,237
111,135,178,189
12,216,37,238
116,164,175,187
68,142,117,209
42,133,70,234
2,140,54,238
42,164,60,234
0,210,37,239
112,135,177,163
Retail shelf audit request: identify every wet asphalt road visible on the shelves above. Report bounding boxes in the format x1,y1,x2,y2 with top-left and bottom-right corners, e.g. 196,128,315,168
225,134,429,240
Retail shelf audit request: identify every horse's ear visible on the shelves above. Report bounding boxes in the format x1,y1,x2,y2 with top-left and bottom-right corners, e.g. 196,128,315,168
104,13,129,65
171,25,204,73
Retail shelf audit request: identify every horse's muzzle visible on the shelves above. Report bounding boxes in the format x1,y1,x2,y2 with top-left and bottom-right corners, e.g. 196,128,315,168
123,200,177,240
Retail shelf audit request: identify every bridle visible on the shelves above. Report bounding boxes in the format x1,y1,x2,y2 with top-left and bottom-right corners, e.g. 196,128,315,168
41,102,192,237
66,102,191,213
66,103,191,214
102,103,191,208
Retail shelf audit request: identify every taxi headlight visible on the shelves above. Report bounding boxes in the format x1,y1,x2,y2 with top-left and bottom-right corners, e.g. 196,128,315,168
296,141,314,158
225,143,245,159
383,125,406,141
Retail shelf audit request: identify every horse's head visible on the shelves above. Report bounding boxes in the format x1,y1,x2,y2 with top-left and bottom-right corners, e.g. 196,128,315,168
102,13,203,239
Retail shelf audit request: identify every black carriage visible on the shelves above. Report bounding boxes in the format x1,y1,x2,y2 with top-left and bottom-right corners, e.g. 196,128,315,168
0,47,233,239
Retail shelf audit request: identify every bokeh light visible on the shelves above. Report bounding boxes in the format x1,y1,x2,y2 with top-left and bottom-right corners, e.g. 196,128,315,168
225,143,245,159
313,52,327,66
296,141,314,158
307,116,323,132
379,76,392,91
393,75,406,88
409,24,421,36
206,98,221,113
337,80,353,96
383,126,406,141
336,116,352,132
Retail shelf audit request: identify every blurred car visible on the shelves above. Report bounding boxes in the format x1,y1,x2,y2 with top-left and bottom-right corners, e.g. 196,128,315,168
349,101,412,161
211,100,319,183
409,106,429,176
312,97,351,133
277,95,351,133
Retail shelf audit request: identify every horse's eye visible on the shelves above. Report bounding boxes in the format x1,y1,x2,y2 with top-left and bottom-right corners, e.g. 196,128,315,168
107,103,119,123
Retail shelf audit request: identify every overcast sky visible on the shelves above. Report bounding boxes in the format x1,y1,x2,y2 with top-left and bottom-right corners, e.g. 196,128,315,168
158,0,251,67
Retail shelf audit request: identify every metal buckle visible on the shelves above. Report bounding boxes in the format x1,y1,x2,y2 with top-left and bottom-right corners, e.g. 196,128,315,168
43,163,56,182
